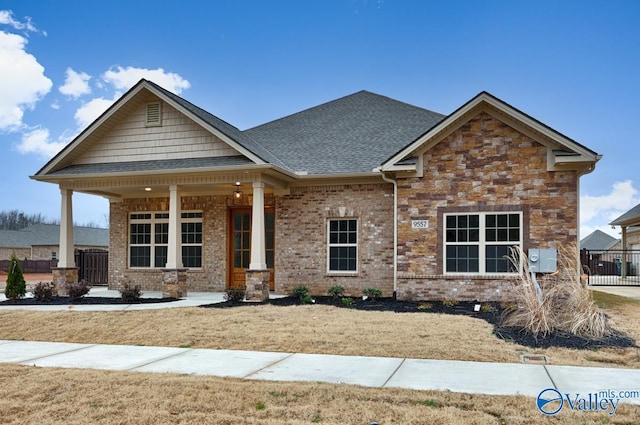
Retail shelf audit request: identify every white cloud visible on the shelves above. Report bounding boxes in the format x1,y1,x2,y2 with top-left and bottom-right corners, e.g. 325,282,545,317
16,127,67,158
71,66,191,128
73,97,115,128
103,65,191,94
0,30,52,131
0,10,39,33
580,180,640,239
59,67,91,98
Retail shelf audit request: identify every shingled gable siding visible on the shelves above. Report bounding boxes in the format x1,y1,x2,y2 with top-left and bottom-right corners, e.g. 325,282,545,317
75,100,240,165
109,196,230,292
396,112,578,302
275,183,394,296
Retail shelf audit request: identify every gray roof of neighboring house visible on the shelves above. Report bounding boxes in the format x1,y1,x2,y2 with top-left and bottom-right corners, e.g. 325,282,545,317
245,90,445,174
579,230,619,251
0,224,108,248
610,203,640,227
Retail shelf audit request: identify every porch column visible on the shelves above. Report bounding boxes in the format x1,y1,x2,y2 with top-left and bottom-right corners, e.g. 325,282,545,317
53,188,78,296
165,184,183,269
249,181,267,270
162,184,187,298
246,181,269,301
59,188,75,268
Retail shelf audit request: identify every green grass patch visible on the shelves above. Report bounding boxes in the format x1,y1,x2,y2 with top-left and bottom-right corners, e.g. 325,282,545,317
592,291,640,309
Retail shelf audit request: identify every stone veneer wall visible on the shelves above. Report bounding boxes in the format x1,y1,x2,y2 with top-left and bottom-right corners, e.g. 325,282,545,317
275,183,394,297
396,112,579,301
109,195,229,291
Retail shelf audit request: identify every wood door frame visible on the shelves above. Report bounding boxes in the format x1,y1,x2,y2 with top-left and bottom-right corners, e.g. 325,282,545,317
227,206,275,290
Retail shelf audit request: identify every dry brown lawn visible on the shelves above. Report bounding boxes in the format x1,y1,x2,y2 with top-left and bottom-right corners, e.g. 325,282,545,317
0,290,639,423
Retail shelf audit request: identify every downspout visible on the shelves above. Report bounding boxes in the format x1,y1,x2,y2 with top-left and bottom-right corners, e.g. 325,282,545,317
379,170,398,299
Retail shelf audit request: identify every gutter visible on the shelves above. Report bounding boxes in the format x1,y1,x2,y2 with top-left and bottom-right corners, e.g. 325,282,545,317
377,168,398,298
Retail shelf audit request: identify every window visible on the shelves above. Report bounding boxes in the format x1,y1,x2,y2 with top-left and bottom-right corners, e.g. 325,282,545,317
444,212,521,274
129,211,202,268
327,219,358,272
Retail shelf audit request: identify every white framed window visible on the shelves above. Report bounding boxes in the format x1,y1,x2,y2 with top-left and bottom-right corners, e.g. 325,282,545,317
444,212,522,274
327,218,358,273
129,211,202,269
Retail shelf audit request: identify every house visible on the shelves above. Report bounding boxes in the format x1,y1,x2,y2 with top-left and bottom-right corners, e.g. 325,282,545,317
579,229,619,276
608,204,640,279
0,223,108,264
31,80,600,301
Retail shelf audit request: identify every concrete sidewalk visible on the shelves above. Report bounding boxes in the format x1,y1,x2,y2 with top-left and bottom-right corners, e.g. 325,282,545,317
1,339,639,404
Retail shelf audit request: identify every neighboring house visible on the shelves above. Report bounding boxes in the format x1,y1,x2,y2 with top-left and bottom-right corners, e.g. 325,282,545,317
609,205,640,278
31,79,600,301
0,223,109,261
580,230,619,252
579,229,620,276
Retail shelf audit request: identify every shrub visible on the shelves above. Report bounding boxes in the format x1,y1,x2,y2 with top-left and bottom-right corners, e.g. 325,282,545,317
442,299,458,307
119,283,142,303
300,295,314,305
5,254,26,300
224,287,245,302
66,280,91,301
33,281,55,302
327,285,345,299
362,287,382,300
502,245,608,339
293,285,309,299
341,297,353,307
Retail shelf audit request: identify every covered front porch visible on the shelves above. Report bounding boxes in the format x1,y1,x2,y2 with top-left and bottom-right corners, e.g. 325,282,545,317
49,168,293,300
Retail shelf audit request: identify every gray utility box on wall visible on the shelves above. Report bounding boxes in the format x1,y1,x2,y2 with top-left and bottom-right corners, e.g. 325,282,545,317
528,248,557,273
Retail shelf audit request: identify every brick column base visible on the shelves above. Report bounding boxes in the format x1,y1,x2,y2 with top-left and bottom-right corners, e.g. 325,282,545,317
52,267,79,297
245,270,270,302
161,269,188,299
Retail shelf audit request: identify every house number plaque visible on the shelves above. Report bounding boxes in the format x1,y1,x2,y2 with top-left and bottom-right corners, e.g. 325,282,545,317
411,220,429,229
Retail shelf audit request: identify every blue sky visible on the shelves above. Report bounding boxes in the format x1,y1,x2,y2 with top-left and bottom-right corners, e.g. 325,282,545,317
0,0,638,237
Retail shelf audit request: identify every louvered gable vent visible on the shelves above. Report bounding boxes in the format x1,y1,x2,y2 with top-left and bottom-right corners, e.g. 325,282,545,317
146,102,162,126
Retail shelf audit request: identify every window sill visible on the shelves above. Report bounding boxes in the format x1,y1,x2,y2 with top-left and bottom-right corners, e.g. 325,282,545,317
326,272,359,277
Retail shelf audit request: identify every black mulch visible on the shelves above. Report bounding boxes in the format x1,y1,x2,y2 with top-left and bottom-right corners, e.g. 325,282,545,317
0,296,179,305
201,296,638,350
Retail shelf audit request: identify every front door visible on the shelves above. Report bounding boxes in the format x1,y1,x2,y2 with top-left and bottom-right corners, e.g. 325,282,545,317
228,208,275,290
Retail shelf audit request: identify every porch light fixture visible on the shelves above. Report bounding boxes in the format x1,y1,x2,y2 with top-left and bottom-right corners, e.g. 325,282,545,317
144,187,152,192
234,182,243,199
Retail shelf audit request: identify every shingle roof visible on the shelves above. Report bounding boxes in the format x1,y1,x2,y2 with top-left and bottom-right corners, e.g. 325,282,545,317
0,224,108,248
579,230,619,251
610,203,640,227
245,90,445,174
144,80,289,170
46,156,253,176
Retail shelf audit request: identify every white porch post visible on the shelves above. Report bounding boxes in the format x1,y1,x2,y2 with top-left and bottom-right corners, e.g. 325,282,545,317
165,184,183,269
249,181,267,270
59,188,75,268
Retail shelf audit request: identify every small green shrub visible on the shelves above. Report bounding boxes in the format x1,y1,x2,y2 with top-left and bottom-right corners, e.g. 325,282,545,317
119,283,142,303
293,285,309,299
418,303,433,311
341,297,353,307
362,287,382,300
66,280,91,301
442,299,458,307
224,287,246,302
480,304,493,313
32,281,55,302
327,285,345,299
5,254,26,300
300,294,314,304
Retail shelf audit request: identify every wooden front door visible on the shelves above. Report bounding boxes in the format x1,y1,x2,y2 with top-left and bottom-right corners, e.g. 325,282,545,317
228,208,275,290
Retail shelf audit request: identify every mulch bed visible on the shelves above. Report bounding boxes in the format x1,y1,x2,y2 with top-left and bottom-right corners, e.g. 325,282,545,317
202,296,638,350
0,296,178,305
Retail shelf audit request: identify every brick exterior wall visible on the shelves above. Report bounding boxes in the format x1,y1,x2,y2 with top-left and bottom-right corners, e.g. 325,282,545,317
109,196,230,292
396,112,579,301
275,184,395,297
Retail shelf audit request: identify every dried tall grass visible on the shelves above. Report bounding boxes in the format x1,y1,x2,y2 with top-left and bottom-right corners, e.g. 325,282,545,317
502,244,609,339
